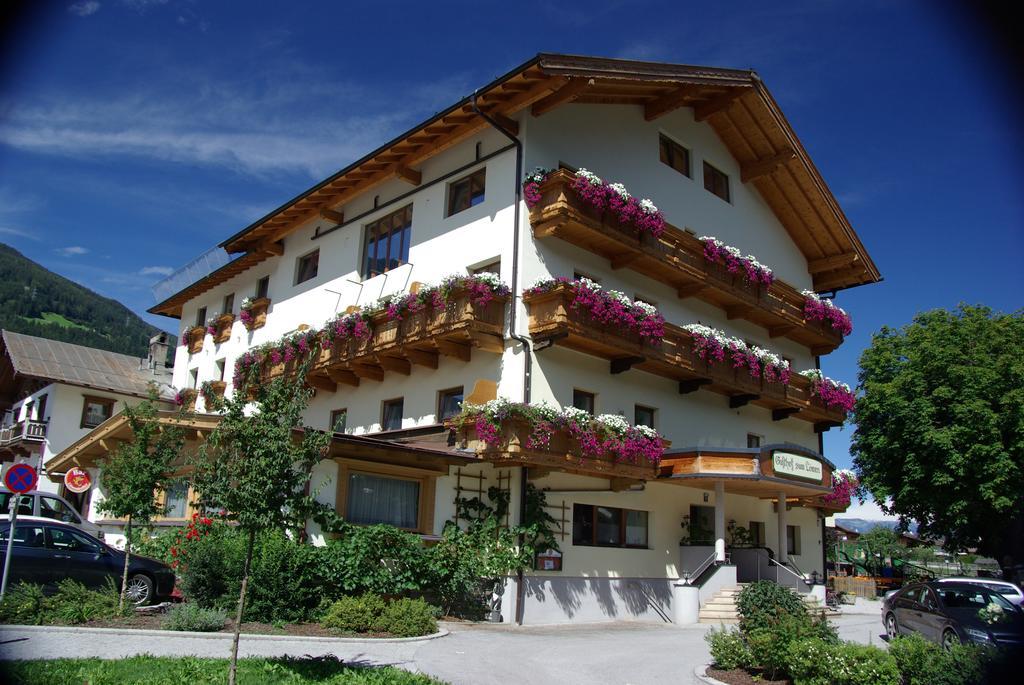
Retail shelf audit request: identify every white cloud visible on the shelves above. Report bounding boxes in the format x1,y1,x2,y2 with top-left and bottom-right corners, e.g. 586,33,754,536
139,265,174,276
0,226,41,241
840,497,897,521
68,2,101,16
56,246,89,257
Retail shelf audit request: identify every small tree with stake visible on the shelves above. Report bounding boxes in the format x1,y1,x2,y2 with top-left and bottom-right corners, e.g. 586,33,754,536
191,373,331,685
96,392,184,611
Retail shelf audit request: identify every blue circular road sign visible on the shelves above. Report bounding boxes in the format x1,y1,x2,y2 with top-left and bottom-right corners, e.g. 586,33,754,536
4,463,38,494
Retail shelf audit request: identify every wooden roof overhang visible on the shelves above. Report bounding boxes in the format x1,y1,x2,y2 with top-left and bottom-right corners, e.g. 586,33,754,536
149,53,878,319
658,444,833,499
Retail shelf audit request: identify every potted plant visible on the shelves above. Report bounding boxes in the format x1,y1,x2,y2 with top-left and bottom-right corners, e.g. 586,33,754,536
239,296,270,331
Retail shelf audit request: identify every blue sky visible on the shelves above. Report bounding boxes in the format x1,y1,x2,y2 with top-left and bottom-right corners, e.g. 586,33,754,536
1,1,1021,501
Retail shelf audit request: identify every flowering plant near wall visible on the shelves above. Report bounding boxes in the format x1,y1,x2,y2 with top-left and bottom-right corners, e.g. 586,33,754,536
173,389,195,407
802,291,853,336
450,398,666,466
522,167,666,237
231,274,509,389
799,369,855,412
525,277,666,342
239,297,255,328
823,470,859,508
205,314,220,336
699,236,775,287
680,323,791,384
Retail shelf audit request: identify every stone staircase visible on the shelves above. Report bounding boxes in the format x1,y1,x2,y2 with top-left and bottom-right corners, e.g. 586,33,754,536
698,585,743,624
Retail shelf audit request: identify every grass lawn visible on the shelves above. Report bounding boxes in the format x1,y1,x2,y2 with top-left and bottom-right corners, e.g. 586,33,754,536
24,311,91,330
0,655,446,685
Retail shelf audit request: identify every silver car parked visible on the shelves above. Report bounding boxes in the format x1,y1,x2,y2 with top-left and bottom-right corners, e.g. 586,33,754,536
0,488,104,539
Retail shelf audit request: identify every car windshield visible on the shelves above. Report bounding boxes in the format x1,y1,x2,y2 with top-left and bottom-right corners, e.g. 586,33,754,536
938,586,1016,613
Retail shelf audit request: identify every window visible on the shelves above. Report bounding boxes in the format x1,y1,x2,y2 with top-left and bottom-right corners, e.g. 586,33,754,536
689,504,716,544
573,271,599,284
747,433,762,449
346,472,420,529
216,359,226,381
659,134,690,177
80,396,114,428
35,394,47,422
256,276,270,299
39,496,79,524
634,405,656,429
470,259,501,277
381,398,404,431
48,526,101,554
749,521,766,547
363,205,413,278
438,387,464,421
222,293,235,314
447,168,486,216
703,161,730,202
573,389,595,416
162,482,189,519
295,249,320,285
0,493,33,516
0,524,45,547
189,368,199,390
195,306,207,328
330,408,347,434
572,504,648,548
787,525,801,555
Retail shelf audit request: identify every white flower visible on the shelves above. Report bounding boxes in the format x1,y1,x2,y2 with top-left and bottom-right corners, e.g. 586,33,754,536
606,289,633,307
608,182,630,200
633,300,658,317
639,198,658,215
240,297,253,308
725,245,742,258
596,413,630,434
471,272,503,289
576,277,602,291
633,424,659,439
560,406,593,427
576,168,603,186
525,167,551,183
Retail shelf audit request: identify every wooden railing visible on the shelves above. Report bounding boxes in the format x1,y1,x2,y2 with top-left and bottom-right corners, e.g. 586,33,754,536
528,170,843,355
525,284,846,429
263,290,507,392
0,419,48,446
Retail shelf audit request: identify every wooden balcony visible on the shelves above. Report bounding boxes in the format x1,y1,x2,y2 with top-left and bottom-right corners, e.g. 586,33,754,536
525,284,846,430
0,419,47,448
213,314,234,343
264,289,507,392
529,170,843,354
186,326,205,354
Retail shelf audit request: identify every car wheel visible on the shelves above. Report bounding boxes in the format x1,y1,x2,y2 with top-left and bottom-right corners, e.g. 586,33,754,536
125,573,154,605
885,613,899,639
942,629,961,651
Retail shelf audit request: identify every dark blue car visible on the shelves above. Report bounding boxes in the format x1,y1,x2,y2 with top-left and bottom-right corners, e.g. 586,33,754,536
0,519,174,605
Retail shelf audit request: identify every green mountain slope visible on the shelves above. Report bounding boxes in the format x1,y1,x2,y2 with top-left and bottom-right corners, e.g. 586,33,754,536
0,243,168,357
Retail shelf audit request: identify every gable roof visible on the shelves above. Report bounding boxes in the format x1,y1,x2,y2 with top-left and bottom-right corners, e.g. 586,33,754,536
0,330,173,401
150,53,880,318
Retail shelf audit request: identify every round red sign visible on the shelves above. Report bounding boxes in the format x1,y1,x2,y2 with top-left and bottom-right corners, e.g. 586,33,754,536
64,467,92,494
4,463,38,494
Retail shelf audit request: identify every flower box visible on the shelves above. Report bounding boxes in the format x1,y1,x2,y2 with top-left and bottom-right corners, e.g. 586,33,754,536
203,380,226,402
175,388,198,411
187,326,206,354
213,314,235,344
240,297,270,331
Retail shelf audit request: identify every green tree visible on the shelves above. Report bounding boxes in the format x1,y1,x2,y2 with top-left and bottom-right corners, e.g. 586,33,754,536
96,392,184,610
852,305,1024,568
190,373,332,685
852,527,906,577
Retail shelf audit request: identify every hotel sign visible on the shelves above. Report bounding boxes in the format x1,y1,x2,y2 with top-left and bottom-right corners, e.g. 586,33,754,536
772,451,823,482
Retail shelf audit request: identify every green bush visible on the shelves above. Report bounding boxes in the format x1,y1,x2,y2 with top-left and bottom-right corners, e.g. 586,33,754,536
736,579,807,632
373,597,438,637
163,603,227,632
888,633,995,685
320,593,387,634
0,580,127,626
0,582,46,625
244,531,329,623
746,612,838,680
787,638,900,685
321,525,428,596
705,626,752,670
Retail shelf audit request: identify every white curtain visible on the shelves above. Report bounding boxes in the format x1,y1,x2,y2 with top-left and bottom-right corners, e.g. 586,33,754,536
346,473,419,529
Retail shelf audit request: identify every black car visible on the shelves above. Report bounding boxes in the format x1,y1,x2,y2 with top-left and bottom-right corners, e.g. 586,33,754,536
883,581,1024,650
0,520,174,605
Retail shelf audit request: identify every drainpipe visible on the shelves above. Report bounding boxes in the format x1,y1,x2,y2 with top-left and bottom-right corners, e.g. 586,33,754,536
471,91,531,625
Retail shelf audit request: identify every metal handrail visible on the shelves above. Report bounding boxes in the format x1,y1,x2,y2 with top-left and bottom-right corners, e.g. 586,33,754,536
768,556,812,587
683,551,719,585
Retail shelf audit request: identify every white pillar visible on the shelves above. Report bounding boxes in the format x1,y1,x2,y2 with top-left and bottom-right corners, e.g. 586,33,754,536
714,481,726,562
777,490,788,564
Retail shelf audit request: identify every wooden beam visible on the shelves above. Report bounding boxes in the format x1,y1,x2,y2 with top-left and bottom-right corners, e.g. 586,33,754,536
306,374,337,393
729,394,759,409
814,421,842,434
531,78,592,117
769,324,796,338
402,348,439,369
376,355,411,376
435,339,471,362
351,363,384,382
726,305,751,320
326,368,360,387
740,148,796,183
813,270,866,292
490,112,519,136
808,252,859,274
772,407,801,421
395,166,422,186
694,88,749,122
679,378,712,394
610,356,645,375
643,86,697,121
610,251,642,270
677,283,707,299
319,207,345,224
257,241,284,256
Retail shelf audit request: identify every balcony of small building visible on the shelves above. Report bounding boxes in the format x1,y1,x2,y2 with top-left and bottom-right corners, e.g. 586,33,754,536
262,288,508,393
0,419,48,455
528,169,844,355
525,284,847,431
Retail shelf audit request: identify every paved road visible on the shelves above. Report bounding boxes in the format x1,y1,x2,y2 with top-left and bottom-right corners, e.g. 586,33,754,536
0,614,886,685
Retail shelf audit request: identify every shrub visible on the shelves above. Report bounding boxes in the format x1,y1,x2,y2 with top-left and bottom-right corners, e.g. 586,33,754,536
175,522,245,610
787,639,900,685
244,531,329,623
321,525,428,596
373,597,438,637
888,633,996,685
320,593,387,634
746,613,838,680
163,602,227,632
0,582,46,625
0,580,127,626
705,626,751,670
736,580,806,632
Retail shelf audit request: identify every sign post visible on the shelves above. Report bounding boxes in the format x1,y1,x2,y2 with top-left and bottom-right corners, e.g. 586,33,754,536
1,463,38,600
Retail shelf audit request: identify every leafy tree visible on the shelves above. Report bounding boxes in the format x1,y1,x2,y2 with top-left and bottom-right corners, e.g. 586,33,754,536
96,393,184,610
851,527,906,577
190,372,332,685
852,305,1024,569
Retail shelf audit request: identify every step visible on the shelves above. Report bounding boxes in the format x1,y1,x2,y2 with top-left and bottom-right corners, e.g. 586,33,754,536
704,598,739,607
699,616,740,624
698,609,740,619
